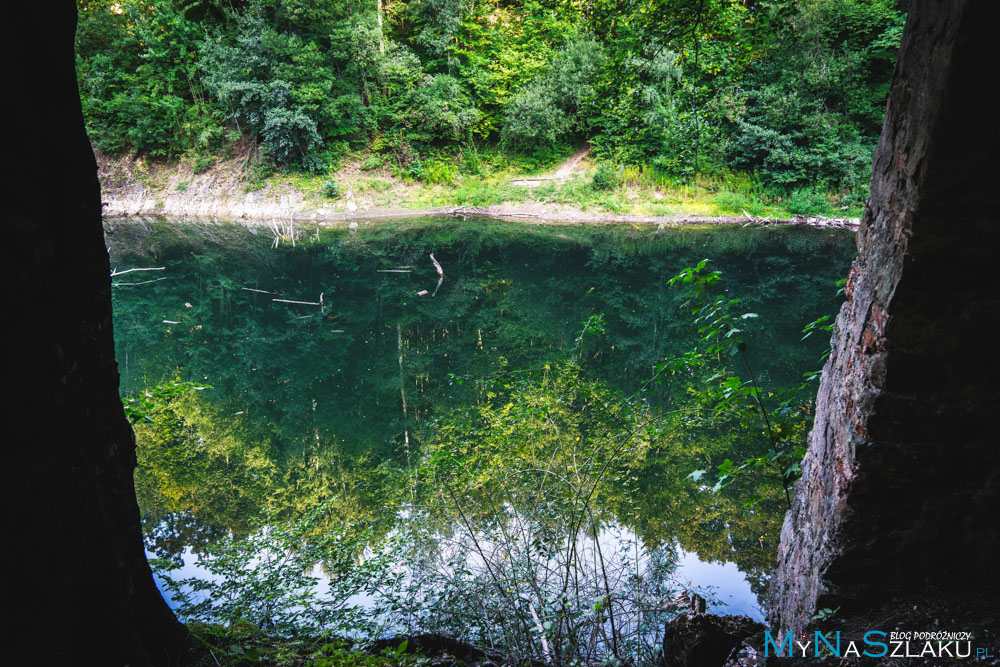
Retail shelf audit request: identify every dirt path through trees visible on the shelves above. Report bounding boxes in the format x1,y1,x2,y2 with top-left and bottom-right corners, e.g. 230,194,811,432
508,146,591,187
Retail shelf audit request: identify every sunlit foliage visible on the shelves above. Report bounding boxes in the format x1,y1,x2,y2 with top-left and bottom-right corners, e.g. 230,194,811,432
77,0,903,194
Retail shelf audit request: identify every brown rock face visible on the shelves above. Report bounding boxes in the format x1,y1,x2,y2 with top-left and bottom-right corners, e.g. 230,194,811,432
660,614,763,667
767,0,1000,634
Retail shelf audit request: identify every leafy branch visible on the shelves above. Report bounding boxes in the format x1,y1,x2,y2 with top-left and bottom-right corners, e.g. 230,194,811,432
122,380,211,425
668,259,802,507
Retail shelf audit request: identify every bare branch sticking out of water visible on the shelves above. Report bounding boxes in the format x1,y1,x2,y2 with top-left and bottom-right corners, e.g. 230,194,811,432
268,220,297,247
112,277,168,287
430,253,444,277
273,298,321,306
419,253,445,297
110,266,165,276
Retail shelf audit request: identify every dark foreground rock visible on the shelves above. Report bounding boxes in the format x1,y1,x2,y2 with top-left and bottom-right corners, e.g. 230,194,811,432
660,613,764,667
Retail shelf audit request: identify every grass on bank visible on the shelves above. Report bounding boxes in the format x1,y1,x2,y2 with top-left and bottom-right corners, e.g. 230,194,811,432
298,162,859,218
113,145,864,220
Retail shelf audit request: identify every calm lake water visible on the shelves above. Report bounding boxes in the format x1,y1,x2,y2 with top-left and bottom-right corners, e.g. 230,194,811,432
108,216,854,624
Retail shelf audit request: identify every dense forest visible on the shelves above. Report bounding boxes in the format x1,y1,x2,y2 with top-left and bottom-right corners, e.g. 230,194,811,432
76,0,905,207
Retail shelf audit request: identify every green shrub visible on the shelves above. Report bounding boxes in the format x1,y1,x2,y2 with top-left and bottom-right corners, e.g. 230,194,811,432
322,178,340,199
715,190,747,214
358,177,393,193
588,49,705,178
723,0,902,192
420,159,456,185
244,153,275,193
502,36,605,151
400,75,480,145
245,179,266,194
461,145,483,176
785,187,830,216
591,162,621,191
621,164,674,188
360,154,383,171
192,154,215,174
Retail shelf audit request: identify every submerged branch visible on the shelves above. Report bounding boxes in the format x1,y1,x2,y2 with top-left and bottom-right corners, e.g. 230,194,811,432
110,266,165,276
112,277,168,287
272,298,321,306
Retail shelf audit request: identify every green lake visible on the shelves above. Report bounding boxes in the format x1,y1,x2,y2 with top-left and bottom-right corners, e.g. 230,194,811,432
108,216,854,628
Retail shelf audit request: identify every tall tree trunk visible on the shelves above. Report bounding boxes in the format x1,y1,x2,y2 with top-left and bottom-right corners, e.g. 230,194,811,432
378,0,386,55
768,0,1000,635
5,3,193,663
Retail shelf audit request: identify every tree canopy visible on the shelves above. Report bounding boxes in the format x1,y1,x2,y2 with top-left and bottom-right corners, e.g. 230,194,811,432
76,0,905,199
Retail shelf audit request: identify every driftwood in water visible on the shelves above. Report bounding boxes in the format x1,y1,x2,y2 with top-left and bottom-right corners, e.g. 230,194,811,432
738,213,859,229
446,205,489,218
112,277,168,287
412,253,445,297
272,298,321,306
110,266,165,277
430,253,444,277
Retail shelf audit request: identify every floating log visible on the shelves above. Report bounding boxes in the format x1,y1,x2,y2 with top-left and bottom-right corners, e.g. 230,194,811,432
430,253,444,277
272,298,321,306
112,277,168,287
110,266,164,276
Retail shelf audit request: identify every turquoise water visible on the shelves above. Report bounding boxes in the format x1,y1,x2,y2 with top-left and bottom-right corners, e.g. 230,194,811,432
108,216,854,623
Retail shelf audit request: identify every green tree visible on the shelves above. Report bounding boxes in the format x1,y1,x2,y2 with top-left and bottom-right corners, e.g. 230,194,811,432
725,0,904,194
77,0,224,155
502,35,605,151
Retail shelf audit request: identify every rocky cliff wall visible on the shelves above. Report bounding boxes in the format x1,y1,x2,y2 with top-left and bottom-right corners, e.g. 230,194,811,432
768,0,1000,634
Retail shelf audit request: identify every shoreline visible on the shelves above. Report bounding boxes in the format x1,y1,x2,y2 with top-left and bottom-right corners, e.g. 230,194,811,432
102,202,859,230
98,151,860,229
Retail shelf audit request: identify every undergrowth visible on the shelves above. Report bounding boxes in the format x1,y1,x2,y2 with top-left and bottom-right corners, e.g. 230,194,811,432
103,145,862,219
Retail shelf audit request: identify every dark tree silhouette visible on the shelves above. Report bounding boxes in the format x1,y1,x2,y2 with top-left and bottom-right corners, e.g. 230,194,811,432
5,2,192,664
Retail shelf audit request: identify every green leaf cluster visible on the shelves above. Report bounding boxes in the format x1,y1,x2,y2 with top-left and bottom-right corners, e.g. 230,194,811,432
77,0,903,195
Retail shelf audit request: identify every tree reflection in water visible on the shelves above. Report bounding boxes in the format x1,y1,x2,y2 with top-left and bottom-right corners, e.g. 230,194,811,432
108,216,852,633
